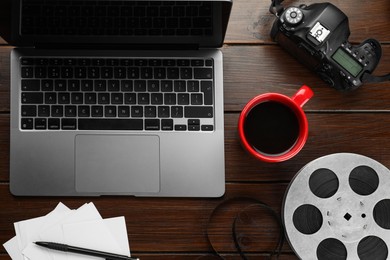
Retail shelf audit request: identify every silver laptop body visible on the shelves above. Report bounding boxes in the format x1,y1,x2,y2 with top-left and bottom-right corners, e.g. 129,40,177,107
9,0,232,197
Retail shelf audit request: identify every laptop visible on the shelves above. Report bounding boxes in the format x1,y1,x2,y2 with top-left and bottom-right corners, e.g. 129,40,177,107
9,0,232,197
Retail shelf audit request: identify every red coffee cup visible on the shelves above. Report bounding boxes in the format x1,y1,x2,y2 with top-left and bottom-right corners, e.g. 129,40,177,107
238,85,314,163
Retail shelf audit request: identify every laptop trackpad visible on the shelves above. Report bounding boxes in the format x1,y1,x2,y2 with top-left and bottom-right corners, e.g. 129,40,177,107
75,135,160,194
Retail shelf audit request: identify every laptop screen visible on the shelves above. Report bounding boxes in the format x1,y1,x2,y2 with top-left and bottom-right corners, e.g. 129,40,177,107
12,0,232,48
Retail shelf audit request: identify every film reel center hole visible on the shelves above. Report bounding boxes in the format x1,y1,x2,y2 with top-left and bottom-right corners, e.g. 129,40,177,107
343,213,351,221
325,195,371,243
343,212,366,221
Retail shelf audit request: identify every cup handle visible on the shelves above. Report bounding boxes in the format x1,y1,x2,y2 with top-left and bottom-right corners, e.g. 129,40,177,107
291,85,314,107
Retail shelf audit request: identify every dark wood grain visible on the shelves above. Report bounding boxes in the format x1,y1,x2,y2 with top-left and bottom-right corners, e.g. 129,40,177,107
0,183,289,254
1,0,389,259
0,46,11,112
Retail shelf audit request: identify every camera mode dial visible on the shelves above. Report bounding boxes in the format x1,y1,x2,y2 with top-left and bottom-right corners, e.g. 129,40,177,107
284,7,303,25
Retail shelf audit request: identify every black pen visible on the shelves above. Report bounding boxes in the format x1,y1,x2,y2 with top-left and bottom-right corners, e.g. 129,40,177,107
35,241,139,260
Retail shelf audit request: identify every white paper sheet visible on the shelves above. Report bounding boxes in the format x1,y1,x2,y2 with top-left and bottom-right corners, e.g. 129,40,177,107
3,202,131,260
12,203,71,260
62,217,130,259
3,237,24,260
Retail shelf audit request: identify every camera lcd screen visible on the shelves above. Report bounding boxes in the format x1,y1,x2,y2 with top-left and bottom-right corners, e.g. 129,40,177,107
332,48,363,77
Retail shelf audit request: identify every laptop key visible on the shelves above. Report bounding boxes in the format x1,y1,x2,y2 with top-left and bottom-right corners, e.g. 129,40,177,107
158,106,170,117
201,81,213,105
161,119,173,130
78,119,143,130
58,93,70,104
21,67,34,78
48,118,60,130
188,119,200,131
22,80,40,91
171,106,183,117
44,92,56,104
102,67,113,79
21,58,34,65
55,80,67,91
191,59,204,66
175,124,187,131
187,81,199,92
35,118,47,130
131,106,143,117
104,106,117,117
90,106,103,117
178,93,189,105
184,106,213,118
145,106,157,117
118,106,130,117
145,119,160,130
95,80,107,91
194,68,212,79
42,80,54,91
88,67,100,78
167,68,179,79
21,118,33,129
62,119,77,130
191,93,203,105
52,106,64,117
21,105,37,116
180,67,192,79
22,92,43,104
78,106,90,117
65,106,77,117
201,125,214,131
48,67,60,78
38,105,50,117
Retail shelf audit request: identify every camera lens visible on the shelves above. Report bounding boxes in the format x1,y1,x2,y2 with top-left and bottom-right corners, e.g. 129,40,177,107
284,7,303,25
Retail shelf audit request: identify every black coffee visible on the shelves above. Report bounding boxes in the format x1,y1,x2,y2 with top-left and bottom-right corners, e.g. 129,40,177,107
244,101,300,155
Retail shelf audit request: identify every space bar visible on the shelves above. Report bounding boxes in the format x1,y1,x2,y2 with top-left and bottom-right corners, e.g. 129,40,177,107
78,119,143,130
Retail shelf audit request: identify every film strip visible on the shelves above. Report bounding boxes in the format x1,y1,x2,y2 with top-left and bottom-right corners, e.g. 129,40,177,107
283,153,390,260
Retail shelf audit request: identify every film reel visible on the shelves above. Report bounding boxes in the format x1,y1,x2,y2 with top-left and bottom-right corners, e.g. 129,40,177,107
283,153,390,260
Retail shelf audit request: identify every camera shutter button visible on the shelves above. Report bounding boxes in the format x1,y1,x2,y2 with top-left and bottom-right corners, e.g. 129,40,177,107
284,7,303,25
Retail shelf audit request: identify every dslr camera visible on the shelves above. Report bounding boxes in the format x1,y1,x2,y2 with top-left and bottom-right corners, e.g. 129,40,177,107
270,1,389,90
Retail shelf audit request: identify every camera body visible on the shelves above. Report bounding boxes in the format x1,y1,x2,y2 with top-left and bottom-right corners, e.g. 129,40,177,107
271,2,382,90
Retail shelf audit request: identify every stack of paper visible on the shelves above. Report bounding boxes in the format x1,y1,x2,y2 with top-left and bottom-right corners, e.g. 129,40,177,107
3,202,131,260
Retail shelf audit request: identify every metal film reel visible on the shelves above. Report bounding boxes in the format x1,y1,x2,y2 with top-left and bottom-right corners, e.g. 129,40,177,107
283,153,390,260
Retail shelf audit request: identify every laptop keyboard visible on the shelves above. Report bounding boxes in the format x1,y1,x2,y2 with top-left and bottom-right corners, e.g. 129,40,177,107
21,0,213,37
20,57,215,131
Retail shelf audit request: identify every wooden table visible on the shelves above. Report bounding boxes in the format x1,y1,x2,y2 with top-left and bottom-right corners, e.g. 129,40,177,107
1,0,389,259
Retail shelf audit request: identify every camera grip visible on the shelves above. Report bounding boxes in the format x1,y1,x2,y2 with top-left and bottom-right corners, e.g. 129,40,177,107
292,85,313,107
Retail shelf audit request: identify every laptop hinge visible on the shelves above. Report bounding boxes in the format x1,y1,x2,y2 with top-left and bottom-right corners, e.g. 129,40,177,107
33,43,200,51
